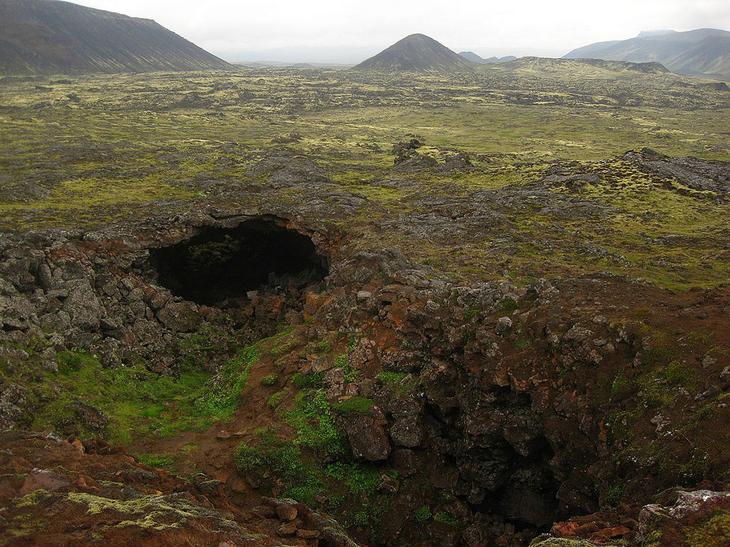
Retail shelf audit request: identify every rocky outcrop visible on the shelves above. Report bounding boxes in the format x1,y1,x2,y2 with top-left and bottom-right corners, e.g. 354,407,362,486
0,431,355,545
0,214,331,431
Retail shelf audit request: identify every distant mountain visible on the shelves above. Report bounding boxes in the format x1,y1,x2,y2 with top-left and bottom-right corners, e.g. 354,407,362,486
0,0,231,74
355,34,474,73
564,28,730,80
458,52,517,64
458,51,485,63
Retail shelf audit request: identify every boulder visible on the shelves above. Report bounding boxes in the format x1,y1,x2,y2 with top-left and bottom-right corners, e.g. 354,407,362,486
156,301,201,332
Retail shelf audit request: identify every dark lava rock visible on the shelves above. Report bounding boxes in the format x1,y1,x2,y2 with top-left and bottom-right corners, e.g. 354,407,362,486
624,148,730,195
342,412,392,461
248,152,330,186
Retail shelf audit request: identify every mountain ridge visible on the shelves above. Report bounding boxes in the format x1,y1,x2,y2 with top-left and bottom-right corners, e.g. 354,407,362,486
0,0,231,74
564,28,730,80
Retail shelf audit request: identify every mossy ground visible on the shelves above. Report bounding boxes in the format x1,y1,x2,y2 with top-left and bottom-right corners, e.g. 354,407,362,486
1,68,729,289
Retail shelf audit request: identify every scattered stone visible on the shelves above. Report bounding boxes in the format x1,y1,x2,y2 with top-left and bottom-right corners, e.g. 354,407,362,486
495,316,513,335
377,473,400,494
276,521,297,536
296,529,320,539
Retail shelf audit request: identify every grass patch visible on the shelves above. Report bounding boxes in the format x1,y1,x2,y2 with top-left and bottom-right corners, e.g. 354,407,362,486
136,453,176,469
25,338,260,445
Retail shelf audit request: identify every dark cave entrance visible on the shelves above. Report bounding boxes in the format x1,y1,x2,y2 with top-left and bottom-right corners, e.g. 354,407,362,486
149,218,328,306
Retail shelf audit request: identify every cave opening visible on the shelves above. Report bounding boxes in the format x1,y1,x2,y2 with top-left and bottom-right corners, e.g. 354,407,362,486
148,218,328,306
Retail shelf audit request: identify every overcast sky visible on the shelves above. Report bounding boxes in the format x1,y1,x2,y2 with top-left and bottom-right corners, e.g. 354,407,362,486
75,0,730,63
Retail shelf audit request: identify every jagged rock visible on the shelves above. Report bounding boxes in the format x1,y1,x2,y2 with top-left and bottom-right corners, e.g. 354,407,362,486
638,489,730,544
389,415,423,448
0,383,28,430
62,281,103,330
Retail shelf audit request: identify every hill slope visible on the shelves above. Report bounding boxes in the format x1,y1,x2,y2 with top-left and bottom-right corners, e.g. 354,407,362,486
0,0,231,74
564,28,730,80
355,34,473,73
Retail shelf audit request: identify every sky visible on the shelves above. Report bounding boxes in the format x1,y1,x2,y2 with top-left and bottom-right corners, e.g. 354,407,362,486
75,0,730,63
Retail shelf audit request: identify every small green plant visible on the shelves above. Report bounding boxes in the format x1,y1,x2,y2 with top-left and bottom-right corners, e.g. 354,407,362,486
261,374,278,387
335,353,359,383
414,505,432,522
234,438,323,505
664,361,696,389
352,510,370,527
498,297,519,315
314,339,332,354
515,335,531,350
611,373,632,399
193,344,260,419
286,390,346,457
602,483,625,507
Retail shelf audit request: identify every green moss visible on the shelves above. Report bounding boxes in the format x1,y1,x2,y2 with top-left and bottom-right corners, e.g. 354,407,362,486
193,344,260,419
66,491,238,532
331,397,375,415
375,371,419,396
14,489,53,508
498,297,519,315
515,335,532,350
684,509,730,547
433,511,459,526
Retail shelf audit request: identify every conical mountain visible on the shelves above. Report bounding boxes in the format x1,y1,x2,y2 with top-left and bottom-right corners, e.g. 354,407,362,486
355,34,474,73
0,0,231,74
